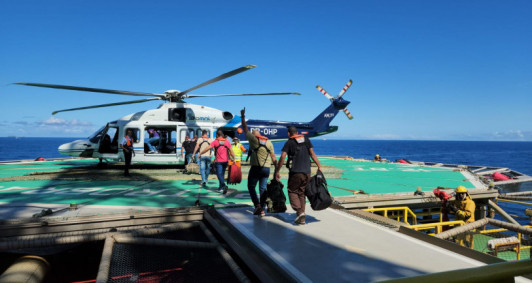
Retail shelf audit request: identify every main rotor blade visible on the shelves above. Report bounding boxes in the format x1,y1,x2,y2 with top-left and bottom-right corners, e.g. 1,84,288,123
52,97,163,115
185,92,300,98
179,65,257,95
337,79,353,99
14,82,163,97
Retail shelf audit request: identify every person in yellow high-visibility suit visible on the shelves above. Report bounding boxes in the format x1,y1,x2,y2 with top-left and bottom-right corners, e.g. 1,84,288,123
447,186,476,247
229,137,247,167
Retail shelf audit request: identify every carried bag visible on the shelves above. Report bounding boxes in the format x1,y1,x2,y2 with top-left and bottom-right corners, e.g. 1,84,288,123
185,162,200,174
305,171,333,211
260,179,287,213
227,164,242,184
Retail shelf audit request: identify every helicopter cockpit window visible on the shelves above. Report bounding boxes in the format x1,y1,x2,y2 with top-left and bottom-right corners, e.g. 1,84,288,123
89,126,106,143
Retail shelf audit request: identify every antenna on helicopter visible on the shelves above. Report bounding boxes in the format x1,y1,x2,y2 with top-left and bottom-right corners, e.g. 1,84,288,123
316,80,354,120
13,65,300,115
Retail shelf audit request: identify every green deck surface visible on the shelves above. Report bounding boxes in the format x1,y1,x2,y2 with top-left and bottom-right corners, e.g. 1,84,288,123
0,158,475,209
320,158,473,194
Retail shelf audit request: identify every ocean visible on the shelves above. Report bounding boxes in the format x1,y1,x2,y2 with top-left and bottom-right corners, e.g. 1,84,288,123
1,137,531,222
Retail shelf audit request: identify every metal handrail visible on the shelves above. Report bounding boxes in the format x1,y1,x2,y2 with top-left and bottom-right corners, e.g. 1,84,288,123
364,206,418,225
409,220,465,235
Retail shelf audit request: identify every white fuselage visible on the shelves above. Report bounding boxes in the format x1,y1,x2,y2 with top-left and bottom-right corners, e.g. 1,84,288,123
58,102,236,165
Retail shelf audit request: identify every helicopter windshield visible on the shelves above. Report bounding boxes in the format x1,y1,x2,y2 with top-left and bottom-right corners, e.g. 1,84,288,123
88,126,107,143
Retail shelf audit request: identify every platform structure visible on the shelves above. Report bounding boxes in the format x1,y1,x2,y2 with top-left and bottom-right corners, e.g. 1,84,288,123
1,157,532,282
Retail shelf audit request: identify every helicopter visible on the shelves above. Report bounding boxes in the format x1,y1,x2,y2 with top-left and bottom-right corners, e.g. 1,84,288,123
14,65,354,165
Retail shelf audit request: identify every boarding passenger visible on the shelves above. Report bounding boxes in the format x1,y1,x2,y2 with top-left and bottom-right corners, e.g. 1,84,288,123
245,147,252,163
200,129,235,194
181,135,196,165
193,135,199,163
241,108,277,217
193,130,213,186
447,186,476,247
230,137,247,167
146,128,160,153
120,129,135,177
275,126,321,225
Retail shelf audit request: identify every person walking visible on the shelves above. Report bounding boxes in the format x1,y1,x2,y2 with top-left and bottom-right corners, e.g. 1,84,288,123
200,129,235,194
192,130,213,186
241,108,277,217
120,129,135,177
181,135,196,165
275,126,321,225
231,137,247,167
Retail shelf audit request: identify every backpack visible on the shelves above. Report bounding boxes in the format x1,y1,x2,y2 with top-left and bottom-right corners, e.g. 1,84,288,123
198,137,211,154
213,138,230,162
305,171,333,211
286,135,310,171
253,135,271,167
260,179,287,213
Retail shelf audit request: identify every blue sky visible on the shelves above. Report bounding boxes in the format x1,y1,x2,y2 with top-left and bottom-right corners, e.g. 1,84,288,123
1,0,531,141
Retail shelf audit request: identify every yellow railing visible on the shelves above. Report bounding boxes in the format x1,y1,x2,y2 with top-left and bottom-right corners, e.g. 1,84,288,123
364,206,418,225
480,225,532,260
409,220,465,235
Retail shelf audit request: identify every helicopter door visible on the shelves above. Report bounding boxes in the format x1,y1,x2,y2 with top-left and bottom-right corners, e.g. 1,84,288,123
178,128,196,162
98,126,119,160
98,126,118,154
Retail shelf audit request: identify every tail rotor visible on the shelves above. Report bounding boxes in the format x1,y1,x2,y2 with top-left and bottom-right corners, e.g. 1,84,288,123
316,85,335,102
315,79,354,120
337,79,352,99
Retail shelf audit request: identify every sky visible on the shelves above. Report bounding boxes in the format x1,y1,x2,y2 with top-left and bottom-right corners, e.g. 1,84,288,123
1,0,531,141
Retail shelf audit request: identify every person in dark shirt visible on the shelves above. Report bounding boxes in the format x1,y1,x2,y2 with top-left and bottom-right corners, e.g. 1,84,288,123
181,135,197,165
275,126,321,225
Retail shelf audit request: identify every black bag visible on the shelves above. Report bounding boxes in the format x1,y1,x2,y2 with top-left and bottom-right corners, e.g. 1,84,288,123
305,171,333,210
260,179,287,213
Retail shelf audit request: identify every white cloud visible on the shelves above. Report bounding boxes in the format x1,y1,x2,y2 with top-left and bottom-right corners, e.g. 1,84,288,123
36,117,94,134
0,117,96,137
490,130,530,141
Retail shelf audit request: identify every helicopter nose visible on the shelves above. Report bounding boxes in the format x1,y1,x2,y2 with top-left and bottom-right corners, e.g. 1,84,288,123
58,139,92,157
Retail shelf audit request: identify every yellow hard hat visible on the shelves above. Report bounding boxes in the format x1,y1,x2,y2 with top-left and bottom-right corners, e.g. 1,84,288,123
455,186,468,193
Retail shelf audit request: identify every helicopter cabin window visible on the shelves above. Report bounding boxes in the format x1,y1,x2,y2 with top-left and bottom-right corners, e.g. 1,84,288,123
179,128,197,143
168,108,186,122
125,128,140,144
144,127,177,154
197,129,211,139
179,129,188,143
